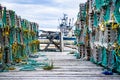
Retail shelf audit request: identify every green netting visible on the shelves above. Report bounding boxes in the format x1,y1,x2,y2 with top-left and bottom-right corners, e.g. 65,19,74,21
118,28,120,45
77,12,80,19
0,20,2,28
102,47,107,67
77,41,84,47
102,0,111,6
93,13,98,27
82,4,86,20
74,28,81,37
74,40,77,45
21,20,24,28
33,23,36,32
95,0,110,11
15,47,21,59
9,11,15,27
23,33,28,44
103,5,110,21
78,41,84,45
17,31,21,43
25,21,28,29
79,4,86,21
90,56,95,63
0,6,2,28
73,52,80,59
114,0,120,23
19,59,48,71
113,0,117,4
90,53,97,64
9,28,14,44
9,46,13,62
19,65,36,71
117,58,120,73
95,0,103,11
2,7,7,26
21,20,27,29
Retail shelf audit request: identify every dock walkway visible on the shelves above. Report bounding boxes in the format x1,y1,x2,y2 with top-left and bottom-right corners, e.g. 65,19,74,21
0,47,120,80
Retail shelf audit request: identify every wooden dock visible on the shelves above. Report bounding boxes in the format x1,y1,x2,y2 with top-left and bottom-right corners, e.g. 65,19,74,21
0,47,119,80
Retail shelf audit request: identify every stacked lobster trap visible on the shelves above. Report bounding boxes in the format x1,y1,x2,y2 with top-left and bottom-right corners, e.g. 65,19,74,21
75,3,89,60
0,5,40,70
75,0,120,73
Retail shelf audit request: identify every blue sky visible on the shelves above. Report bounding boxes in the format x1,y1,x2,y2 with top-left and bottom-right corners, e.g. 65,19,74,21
1,0,87,30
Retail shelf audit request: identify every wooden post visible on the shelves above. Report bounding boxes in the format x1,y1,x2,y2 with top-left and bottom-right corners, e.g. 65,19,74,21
60,32,64,52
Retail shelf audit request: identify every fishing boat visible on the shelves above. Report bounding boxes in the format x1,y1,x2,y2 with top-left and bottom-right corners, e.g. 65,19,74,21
58,14,76,41
39,14,76,41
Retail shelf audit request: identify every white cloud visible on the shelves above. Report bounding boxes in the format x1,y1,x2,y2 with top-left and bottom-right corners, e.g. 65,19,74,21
0,0,87,30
